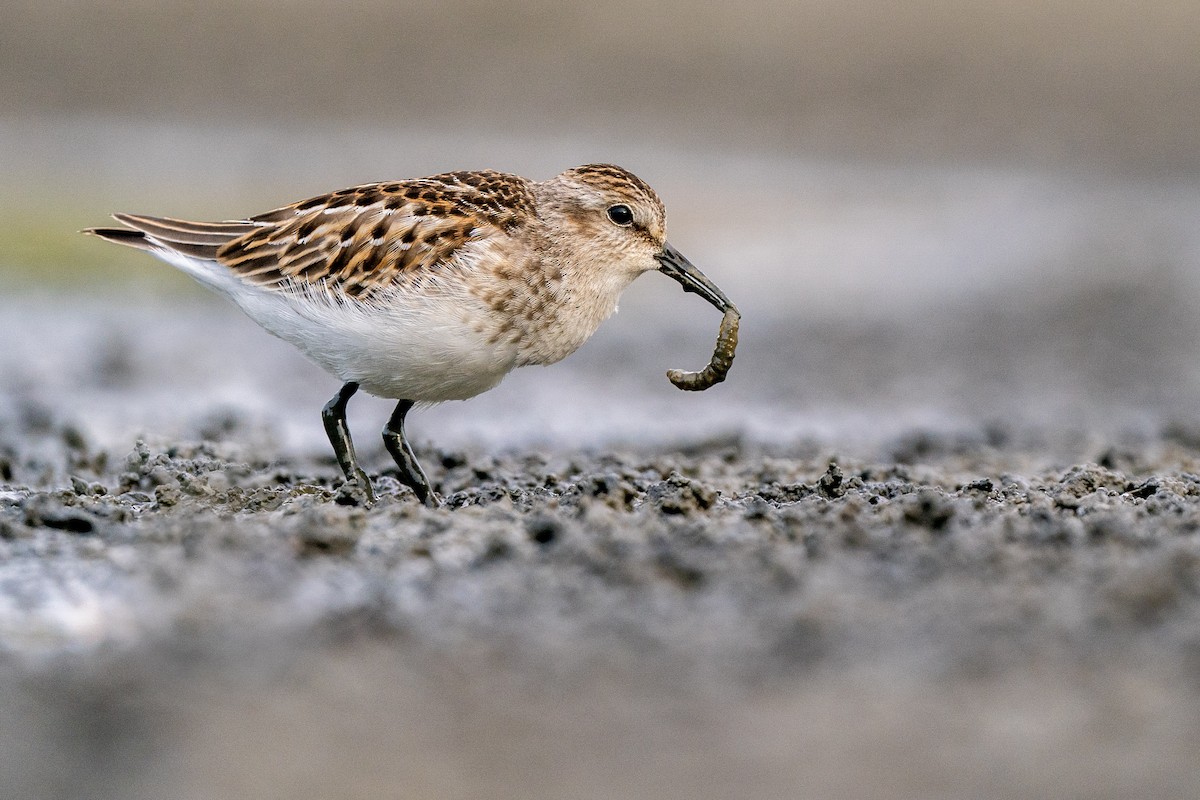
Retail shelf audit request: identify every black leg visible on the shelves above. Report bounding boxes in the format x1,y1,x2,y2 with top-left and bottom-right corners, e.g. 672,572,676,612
382,399,439,507
321,382,376,504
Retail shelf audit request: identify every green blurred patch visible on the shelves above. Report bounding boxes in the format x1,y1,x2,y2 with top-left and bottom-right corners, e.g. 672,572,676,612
0,207,197,294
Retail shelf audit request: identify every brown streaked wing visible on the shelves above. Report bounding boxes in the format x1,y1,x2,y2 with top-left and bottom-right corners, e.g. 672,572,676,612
217,172,535,298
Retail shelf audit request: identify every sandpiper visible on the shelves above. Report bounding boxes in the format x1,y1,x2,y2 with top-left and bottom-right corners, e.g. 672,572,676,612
86,164,739,506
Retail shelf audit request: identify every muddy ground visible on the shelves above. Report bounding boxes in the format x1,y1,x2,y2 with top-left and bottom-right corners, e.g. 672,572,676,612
4,272,1200,799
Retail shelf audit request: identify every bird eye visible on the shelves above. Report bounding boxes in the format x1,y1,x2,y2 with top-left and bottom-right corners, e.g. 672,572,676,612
606,204,634,226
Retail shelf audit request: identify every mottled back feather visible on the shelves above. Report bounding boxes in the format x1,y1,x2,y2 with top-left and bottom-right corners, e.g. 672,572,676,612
218,170,536,299
93,170,538,301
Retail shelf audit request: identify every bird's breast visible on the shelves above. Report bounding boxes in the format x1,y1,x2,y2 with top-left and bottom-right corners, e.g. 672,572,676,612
475,271,625,368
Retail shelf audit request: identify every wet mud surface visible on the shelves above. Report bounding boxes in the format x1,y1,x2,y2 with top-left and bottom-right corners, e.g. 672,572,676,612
4,399,1200,798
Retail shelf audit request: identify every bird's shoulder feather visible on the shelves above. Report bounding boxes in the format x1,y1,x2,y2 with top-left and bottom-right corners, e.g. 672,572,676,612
217,170,537,299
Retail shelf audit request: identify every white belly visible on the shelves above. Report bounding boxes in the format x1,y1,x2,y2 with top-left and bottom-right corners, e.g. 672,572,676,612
231,282,520,401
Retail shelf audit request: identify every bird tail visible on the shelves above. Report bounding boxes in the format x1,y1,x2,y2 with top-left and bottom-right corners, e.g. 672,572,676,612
82,225,157,252
82,213,255,260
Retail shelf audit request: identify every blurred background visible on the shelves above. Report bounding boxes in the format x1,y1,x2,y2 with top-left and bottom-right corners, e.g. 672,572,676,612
4,3,1200,798
4,0,1200,455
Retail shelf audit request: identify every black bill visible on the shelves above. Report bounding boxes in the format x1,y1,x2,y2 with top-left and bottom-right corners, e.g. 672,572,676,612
656,242,737,314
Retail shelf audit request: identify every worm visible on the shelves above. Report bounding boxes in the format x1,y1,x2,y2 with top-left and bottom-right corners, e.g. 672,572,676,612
667,308,740,391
